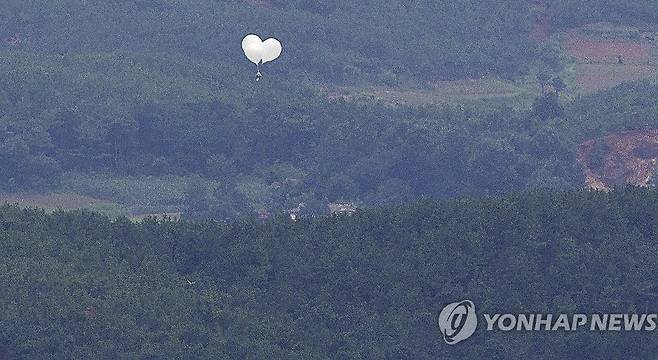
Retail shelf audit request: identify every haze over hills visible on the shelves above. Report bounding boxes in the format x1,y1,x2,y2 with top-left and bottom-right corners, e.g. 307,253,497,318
1,0,539,82
1,0,657,218
2,1,658,358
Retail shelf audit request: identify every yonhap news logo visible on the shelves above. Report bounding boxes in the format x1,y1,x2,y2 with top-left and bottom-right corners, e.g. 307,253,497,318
437,300,478,344
437,300,658,345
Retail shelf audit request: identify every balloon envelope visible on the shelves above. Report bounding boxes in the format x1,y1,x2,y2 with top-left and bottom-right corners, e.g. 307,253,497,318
242,34,261,48
242,34,263,64
261,38,282,63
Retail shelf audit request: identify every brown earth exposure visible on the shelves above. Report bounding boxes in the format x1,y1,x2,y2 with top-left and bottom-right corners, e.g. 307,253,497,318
562,24,658,92
577,129,658,190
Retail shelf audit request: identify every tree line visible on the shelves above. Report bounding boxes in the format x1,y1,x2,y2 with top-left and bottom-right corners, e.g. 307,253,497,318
2,186,658,358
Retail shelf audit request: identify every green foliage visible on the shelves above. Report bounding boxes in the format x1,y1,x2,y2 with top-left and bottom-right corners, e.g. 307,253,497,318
60,172,219,215
1,0,658,219
532,92,564,120
3,187,658,357
8,66,658,219
550,0,658,28
562,81,658,143
0,0,540,82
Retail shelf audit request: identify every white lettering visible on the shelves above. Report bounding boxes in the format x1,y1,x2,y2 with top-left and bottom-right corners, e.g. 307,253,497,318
535,314,552,331
609,314,623,331
517,314,534,331
624,314,646,331
591,314,608,331
646,314,657,331
572,314,588,330
484,314,500,331
552,314,571,331
498,314,516,331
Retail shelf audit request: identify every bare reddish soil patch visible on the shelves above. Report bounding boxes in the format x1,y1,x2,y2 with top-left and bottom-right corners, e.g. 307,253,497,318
577,129,658,190
565,32,651,64
562,25,658,91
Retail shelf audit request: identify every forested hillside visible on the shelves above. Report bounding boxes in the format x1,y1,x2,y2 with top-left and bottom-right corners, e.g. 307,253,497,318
551,0,658,28
0,0,541,82
2,187,658,358
7,77,658,219
3,1,658,358
1,0,657,218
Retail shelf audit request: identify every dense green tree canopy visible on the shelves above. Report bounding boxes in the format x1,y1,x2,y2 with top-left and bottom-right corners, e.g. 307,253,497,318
0,0,538,82
2,2,658,357
2,0,657,218
550,0,658,28
2,187,658,358
6,68,658,218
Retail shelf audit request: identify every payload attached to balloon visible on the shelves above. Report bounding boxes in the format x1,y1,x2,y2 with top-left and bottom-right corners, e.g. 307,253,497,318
242,34,282,81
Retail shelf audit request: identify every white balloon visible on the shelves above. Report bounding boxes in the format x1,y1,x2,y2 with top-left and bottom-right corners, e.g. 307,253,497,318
242,34,261,48
242,34,263,65
261,38,282,63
